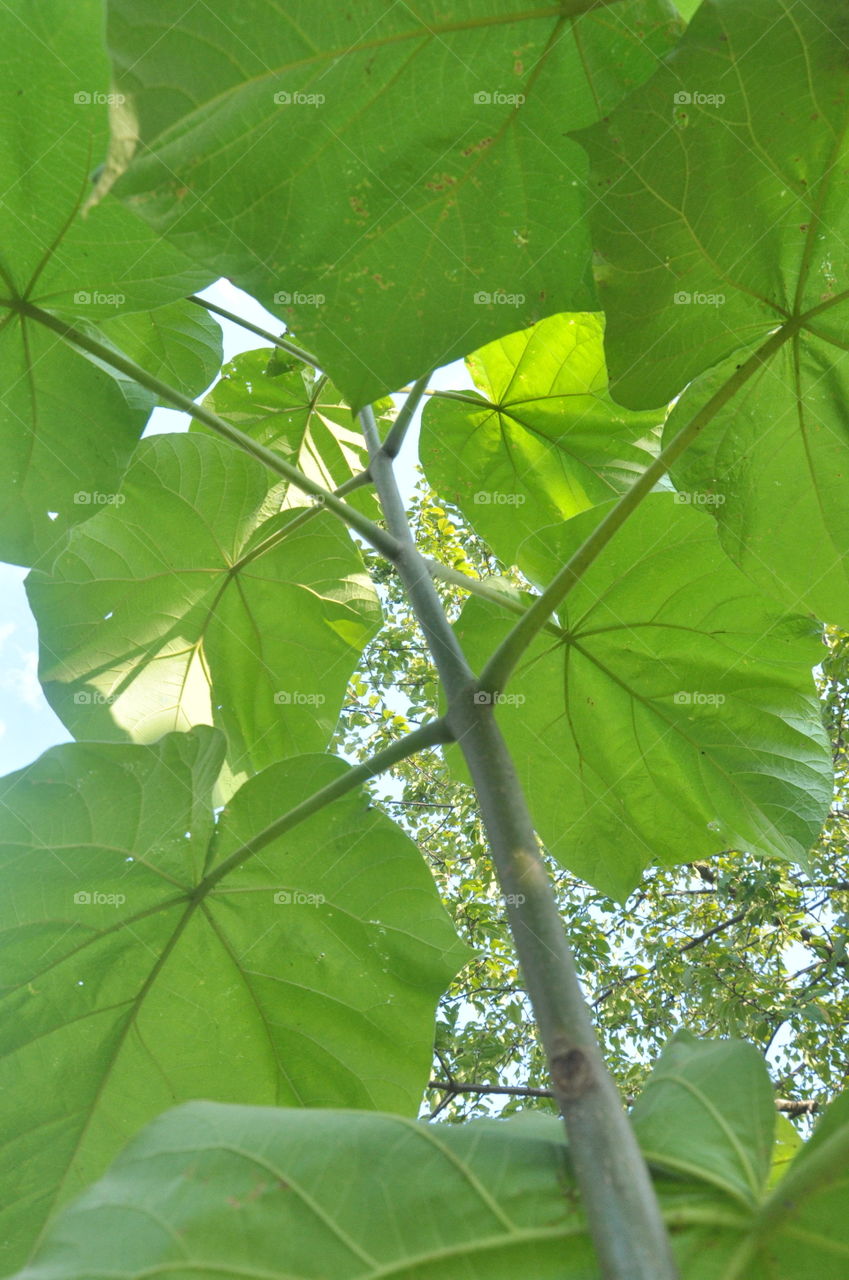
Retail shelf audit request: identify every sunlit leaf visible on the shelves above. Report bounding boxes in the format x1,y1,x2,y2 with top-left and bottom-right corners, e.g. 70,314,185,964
98,300,223,400
200,347,386,517
27,434,381,774
767,1115,803,1190
421,313,664,572
454,495,831,898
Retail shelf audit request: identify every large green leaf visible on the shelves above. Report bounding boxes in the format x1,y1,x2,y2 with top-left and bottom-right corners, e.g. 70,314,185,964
421,312,664,572
11,1100,754,1280
20,1021,849,1280
0,729,467,1269
0,0,213,565
631,1032,775,1208
577,0,849,625
107,0,681,408
19,1043,849,1278
27,433,381,775
578,0,849,408
455,495,831,898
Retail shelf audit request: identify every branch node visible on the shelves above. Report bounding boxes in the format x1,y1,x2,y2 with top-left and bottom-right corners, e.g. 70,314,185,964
550,1048,596,1101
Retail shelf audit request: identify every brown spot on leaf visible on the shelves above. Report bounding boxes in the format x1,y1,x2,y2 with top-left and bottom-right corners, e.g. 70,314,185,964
425,173,458,192
461,137,494,157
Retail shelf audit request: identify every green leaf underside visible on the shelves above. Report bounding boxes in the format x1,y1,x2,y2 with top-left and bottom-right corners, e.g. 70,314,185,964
97,300,223,401
0,729,468,1269
200,347,386,519
578,0,849,625
421,312,665,574
665,336,849,628
108,0,681,407
27,433,382,775
9,1103,741,1280
0,0,213,565
631,1032,775,1208
3,6,846,1280
0,320,148,567
767,1115,803,1190
17,1083,849,1280
455,495,831,899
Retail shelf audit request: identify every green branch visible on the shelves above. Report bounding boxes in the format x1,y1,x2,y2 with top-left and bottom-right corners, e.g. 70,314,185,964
360,403,475,702
198,717,452,896
382,372,431,459
428,1079,818,1115
20,301,399,561
481,326,792,693
188,293,323,369
423,558,562,637
424,388,487,407
359,401,678,1280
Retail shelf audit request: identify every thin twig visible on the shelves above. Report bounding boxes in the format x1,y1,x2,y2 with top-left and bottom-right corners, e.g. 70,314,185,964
189,293,323,370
